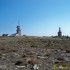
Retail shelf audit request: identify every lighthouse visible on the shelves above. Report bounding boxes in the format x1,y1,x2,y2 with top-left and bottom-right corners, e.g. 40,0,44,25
58,27,62,37
16,21,21,36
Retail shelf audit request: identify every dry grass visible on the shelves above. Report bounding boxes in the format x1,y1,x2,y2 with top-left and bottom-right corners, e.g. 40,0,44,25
0,36,70,52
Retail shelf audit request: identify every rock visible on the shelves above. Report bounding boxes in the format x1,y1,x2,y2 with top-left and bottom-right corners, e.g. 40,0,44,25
15,61,22,66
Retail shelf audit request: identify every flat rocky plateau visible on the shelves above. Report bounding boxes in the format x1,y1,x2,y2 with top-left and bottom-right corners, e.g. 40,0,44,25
0,36,70,70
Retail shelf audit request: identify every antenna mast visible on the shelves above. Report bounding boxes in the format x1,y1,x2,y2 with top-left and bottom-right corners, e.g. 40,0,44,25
18,20,20,26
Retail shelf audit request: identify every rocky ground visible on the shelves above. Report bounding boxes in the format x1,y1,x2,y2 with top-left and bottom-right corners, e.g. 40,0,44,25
0,36,70,70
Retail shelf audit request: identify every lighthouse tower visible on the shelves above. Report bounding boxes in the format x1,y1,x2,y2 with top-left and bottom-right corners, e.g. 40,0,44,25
16,21,21,36
58,27,62,37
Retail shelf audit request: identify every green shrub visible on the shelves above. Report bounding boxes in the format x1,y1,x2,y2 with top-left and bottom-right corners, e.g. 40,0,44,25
47,40,54,47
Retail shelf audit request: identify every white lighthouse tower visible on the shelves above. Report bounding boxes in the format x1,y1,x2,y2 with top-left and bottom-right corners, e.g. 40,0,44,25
16,21,21,36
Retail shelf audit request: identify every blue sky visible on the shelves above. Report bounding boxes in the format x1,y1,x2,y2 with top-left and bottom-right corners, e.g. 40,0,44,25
0,0,70,36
